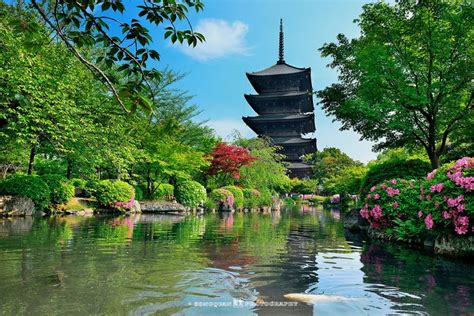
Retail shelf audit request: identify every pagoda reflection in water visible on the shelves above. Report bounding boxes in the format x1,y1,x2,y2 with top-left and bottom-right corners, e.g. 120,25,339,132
242,20,316,178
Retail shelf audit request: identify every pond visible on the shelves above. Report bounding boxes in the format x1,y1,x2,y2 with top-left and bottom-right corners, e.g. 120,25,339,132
0,206,472,315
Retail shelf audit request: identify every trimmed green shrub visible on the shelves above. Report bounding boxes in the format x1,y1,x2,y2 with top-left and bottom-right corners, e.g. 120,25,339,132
242,188,261,209
360,158,431,194
175,180,206,208
153,183,174,200
95,180,135,207
41,174,74,205
0,175,50,210
223,186,244,209
209,188,234,208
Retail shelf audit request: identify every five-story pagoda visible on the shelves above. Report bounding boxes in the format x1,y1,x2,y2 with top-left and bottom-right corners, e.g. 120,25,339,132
242,20,316,178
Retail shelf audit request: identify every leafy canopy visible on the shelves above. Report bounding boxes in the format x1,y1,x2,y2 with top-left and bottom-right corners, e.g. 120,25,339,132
318,0,473,169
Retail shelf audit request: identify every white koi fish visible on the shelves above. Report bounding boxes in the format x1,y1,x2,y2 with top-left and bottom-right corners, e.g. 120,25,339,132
284,293,356,304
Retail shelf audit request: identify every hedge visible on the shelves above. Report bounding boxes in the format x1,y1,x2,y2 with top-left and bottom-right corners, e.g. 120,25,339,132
175,180,206,208
0,175,51,210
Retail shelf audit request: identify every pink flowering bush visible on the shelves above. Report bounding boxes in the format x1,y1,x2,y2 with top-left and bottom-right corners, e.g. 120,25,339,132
421,157,473,236
95,180,135,211
360,157,473,241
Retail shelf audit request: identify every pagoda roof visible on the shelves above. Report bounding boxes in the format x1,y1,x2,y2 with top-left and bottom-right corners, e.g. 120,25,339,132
247,62,309,77
244,91,314,115
243,113,314,123
243,113,315,137
287,162,313,169
271,136,315,146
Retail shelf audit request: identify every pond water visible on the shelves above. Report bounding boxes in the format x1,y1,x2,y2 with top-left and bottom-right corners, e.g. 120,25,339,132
0,206,472,315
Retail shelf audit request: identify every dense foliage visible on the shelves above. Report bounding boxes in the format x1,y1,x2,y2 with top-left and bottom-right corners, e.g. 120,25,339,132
175,180,206,208
242,188,261,209
41,175,74,205
0,175,50,210
235,137,291,194
153,183,175,200
318,0,473,168
95,180,135,208
360,158,431,194
304,147,365,195
360,157,473,241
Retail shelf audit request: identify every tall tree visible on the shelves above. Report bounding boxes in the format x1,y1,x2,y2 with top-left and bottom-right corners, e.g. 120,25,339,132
318,0,473,169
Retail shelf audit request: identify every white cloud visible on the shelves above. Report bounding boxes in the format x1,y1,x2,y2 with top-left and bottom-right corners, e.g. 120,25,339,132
206,118,255,141
174,19,249,61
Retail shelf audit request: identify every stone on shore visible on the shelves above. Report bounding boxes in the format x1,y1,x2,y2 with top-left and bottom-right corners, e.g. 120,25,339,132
139,200,186,212
0,196,35,216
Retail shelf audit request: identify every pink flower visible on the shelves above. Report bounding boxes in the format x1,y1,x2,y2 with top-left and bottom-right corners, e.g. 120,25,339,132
442,211,451,219
367,194,372,199
393,201,399,209
427,169,437,180
386,187,400,197
418,211,423,218
391,179,397,184
360,207,369,219
370,186,376,192
370,205,383,219
430,183,444,193
447,197,459,208
426,194,432,201
454,216,469,235
424,213,434,230
381,183,386,190
374,193,380,200
457,204,465,212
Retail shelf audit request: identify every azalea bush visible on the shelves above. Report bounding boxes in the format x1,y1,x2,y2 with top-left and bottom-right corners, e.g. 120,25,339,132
175,180,206,208
95,180,135,209
421,157,473,235
223,186,244,209
208,188,234,209
360,157,473,241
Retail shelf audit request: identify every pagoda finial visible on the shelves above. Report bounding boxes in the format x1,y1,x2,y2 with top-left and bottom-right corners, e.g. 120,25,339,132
278,18,285,64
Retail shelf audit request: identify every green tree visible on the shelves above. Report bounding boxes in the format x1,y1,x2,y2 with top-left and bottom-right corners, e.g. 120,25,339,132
318,0,473,169
304,147,363,184
234,137,291,194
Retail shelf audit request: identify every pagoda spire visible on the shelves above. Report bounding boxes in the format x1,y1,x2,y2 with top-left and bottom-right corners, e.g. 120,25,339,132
278,19,285,64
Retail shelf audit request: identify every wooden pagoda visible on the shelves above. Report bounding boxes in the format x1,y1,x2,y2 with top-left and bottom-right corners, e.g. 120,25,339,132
242,20,316,178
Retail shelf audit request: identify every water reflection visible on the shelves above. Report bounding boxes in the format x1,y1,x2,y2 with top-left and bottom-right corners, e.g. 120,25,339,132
0,206,472,315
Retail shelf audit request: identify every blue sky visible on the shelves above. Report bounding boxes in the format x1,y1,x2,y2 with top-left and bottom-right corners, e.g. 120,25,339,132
148,0,381,163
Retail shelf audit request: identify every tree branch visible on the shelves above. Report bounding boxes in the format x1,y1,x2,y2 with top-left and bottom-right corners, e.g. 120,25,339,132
31,0,130,113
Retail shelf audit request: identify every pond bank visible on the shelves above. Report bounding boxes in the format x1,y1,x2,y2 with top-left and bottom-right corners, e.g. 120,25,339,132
343,208,474,258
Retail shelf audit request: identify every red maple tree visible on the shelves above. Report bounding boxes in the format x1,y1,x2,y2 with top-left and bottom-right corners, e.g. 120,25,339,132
207,143,258,179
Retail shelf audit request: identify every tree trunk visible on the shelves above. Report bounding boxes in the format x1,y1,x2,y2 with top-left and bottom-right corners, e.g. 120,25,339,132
66,159,73,179
27,144,36,175
428,150,440,170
